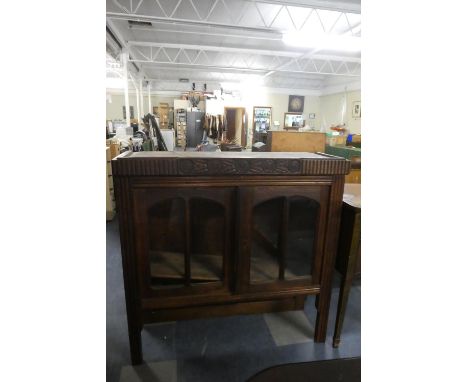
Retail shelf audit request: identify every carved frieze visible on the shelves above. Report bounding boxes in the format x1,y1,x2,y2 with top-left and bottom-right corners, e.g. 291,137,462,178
112,153,350,176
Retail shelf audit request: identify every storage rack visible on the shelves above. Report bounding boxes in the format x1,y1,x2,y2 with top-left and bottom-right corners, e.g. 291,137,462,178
176,108,187,147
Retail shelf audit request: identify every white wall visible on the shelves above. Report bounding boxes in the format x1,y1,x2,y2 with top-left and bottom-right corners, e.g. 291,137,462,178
319,90,361,134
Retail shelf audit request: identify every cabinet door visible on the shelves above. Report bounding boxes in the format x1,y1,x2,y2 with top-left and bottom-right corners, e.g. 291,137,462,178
237,185,329,293
132,186,234,298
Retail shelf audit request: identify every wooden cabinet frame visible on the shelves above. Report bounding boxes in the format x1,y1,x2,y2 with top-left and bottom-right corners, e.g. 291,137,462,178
113,152,350,365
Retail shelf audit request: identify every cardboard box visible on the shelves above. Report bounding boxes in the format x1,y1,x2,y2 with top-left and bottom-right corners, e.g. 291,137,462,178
106,139,121,159
326,135,348,147
351,134,361,143
266,131,326,152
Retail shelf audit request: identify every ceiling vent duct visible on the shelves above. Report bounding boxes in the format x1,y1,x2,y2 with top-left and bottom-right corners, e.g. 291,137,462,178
128,20,152,27
179,78,189,83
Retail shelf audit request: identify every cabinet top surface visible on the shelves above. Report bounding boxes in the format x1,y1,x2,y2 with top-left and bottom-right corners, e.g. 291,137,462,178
112,151,350,177
116,151,330,160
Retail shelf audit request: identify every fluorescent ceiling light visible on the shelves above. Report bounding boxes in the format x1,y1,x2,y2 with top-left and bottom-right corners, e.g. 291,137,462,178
106,77,125,89
283,32,361,52
220,82,241,90
221,77,264,91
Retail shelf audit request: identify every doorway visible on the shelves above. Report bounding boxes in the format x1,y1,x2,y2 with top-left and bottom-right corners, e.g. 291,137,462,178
224,107,247,146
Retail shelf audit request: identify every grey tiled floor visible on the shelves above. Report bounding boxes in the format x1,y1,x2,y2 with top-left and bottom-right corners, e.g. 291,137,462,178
107,218,361,382
263,310,316,347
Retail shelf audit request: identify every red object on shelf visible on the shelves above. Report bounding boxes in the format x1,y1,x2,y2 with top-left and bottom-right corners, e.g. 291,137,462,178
331,125,346,132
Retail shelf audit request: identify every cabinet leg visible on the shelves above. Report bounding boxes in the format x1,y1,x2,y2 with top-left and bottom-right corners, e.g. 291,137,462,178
314,293,330,342
129,325,143,365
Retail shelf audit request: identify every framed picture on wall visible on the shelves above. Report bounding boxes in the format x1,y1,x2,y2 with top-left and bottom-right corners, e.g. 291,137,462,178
352,101,361,118
288,95,305,112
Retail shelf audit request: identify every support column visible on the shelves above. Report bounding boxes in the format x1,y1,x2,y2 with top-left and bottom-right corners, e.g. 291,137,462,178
135,88,141,128
131,75,141,128
121,51,130,127
147,82,152,115
139,78,144,116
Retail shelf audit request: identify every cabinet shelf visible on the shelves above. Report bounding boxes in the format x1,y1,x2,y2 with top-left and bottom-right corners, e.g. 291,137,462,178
150,251,222,282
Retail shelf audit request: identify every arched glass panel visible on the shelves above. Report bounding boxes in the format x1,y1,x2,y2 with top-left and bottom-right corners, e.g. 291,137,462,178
250,196,319,283
251,197,283,282
148,197,185,289
190,198,224,283
284,196,319,279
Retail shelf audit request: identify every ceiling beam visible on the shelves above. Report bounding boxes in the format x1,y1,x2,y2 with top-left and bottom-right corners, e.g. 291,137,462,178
127,41,304,58
128,42,360,64
127,25,283,41
136,60,360,77
135,61,269,74
106,12,282,34
245,0,360,14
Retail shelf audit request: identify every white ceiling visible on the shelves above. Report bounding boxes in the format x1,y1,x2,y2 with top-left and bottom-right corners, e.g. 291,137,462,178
106,0,361,94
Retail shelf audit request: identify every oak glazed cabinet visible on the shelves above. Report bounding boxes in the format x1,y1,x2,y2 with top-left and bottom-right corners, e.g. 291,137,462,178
112,151,350,364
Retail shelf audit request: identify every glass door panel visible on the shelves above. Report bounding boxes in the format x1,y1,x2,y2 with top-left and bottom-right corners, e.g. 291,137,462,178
148,197,186,290
190,198,224,283
249,191,322,286
251,197,282,282
140,187,232,294
284,196,319,279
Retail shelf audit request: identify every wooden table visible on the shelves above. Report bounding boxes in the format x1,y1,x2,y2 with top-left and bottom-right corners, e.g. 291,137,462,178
333,183,361,348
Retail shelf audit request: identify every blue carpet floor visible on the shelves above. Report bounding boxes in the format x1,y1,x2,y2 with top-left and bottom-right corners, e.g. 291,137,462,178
106,218,361,382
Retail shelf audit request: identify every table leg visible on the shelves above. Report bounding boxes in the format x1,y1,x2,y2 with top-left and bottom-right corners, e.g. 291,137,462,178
129,324,143,365
333,210,360,348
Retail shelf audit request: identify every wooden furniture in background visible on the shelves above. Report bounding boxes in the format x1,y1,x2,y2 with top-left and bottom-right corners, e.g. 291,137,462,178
345,157,361,184
175,108,187,148
106,139,121,159
252,106,272,146
112,151,350,364
333,183,361,348
106,148,115,221
266,131,326,153
326,145,361,184
154,103,169,129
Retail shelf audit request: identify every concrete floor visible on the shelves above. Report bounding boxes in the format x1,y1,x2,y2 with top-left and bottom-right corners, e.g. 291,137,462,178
107,218,361,382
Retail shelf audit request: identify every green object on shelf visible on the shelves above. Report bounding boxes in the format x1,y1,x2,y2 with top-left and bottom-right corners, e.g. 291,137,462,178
325,145,361,160
142,140,154,151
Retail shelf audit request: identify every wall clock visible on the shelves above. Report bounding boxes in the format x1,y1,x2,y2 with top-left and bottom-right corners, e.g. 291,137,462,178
288,95,305,113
